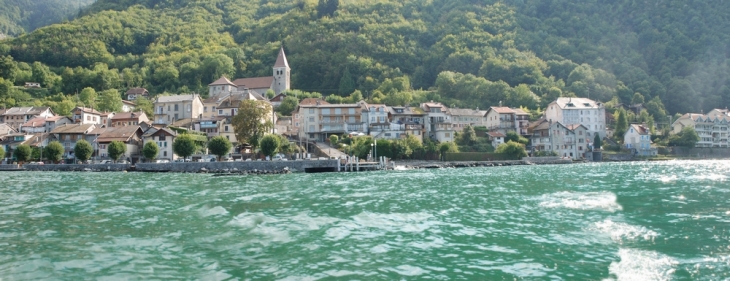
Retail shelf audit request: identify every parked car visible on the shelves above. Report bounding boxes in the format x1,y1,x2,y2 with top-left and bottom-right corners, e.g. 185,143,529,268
98,160,113,164
156,160,170,163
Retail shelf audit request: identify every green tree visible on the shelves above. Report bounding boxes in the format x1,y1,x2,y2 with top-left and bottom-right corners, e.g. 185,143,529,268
142,141,159,161
277,96,298,116
97,89,123,112
79,87,97,108
338,67,356,95
74,140,93,162
173,134,196,159
208,136,232,161
45,141,64,163
0,145,4,160
593,134,602,150
615,109,628,140
505,131,529,145
15,144,32,163
495,141,527,159
108,141,127,162
135,96,154,118
329,134,339,145
631,93,645,105
669,126,700,148
439,142,459,161
232,100,273,153
260,134,280,158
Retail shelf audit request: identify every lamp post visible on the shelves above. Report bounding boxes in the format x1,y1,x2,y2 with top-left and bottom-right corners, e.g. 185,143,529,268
374,139,377,160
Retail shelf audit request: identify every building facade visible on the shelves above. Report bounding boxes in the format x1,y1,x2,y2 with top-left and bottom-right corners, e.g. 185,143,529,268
545,97,606,139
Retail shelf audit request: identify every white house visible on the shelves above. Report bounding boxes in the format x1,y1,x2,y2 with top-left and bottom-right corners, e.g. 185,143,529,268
545,97,606,139
624,124,656,156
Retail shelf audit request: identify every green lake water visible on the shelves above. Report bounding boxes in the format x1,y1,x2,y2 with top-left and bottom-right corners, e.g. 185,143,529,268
1,160,729,280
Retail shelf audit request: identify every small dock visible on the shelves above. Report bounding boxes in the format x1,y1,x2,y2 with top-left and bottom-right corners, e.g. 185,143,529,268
338,156,392,172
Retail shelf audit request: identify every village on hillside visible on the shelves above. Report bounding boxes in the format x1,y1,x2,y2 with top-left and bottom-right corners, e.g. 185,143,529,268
0,48,726,165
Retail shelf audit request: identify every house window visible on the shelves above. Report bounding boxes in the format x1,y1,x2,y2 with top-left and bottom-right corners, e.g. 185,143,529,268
309,108,314,114
187,105,191,112
218,110,223,115
322,109,330,114
204,107,208,112
163,151,167,157
225,126,229,132
168,105,171,111
349,108,355,114
335,108,342,114
309,117,314,122
174,104,179,111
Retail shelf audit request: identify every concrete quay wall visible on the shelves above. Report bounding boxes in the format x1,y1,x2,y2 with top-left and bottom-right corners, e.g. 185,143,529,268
24,164,132,172
134,160,339,173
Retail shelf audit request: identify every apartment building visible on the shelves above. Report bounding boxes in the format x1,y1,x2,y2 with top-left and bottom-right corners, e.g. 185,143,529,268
1,107,55,129
111,111,149,127
21,116,72,133
50,123,97,159
530,119,589,159
297,100,363,142
544,97,606,139
142,127,178,161
450,108,487,132
624,124,656,155
672,109,730,148
421,102,454,142
153,94,204,125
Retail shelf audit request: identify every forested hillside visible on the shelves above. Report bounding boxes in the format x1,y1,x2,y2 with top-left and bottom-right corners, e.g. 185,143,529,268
0,0,95,36
0,0,729,123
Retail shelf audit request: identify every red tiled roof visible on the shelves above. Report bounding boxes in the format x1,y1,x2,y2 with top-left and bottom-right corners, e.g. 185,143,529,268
233,77,274,89
208,76,236,86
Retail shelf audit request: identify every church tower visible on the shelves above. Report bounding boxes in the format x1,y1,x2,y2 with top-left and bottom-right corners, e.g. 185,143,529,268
272,47,290,95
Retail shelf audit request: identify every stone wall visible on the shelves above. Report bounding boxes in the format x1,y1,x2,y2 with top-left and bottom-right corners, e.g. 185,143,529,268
523,156,563,164
134,159,339,173
605,153,634,161
24,164,132,172
0,164,21,170
671,147,730,158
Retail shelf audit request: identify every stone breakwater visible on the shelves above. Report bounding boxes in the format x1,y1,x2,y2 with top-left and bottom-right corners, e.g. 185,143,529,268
397,158,573,169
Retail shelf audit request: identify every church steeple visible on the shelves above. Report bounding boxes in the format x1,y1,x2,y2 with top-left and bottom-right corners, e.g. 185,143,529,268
272,47,290,95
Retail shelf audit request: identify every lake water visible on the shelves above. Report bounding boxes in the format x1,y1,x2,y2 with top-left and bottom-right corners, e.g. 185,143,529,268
1,160,729,280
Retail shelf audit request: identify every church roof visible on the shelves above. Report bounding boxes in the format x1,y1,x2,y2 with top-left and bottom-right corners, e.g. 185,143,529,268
209,76,236,86
232,77,274,89
274,47,289,68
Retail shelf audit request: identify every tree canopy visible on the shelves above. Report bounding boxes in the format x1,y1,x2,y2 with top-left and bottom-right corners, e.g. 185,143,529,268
0,0,727,120
232,100,273,151
208,136,232,161
15,144,32,163
173,134,196,159
74,140,93,161
142,141,159,161
107,140,126,161
45,141,64,163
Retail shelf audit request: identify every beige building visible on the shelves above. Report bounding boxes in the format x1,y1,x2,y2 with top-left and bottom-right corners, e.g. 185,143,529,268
296,100,363,142
142,127,178,161
672,109,730,148
1,107,55,129
450,108,487,132
153,94,204,125
421,102,454,142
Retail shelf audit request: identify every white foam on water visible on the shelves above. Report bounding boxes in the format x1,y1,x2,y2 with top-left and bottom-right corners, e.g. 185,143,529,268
590,219,659,243
539,191,623,212
608,248,677,281
198,206,229,217
381,264,430,276
393,165,410,171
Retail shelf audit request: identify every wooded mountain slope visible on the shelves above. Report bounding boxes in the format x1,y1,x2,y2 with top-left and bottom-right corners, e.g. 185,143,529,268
0,0,95,36
1,0,729,119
